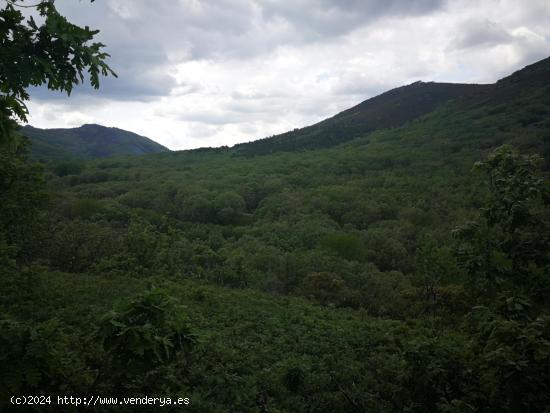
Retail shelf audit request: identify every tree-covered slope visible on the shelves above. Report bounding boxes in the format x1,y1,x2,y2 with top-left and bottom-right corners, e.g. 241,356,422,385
233,57,550,157
2,56,549,412
22,123,169,160
34,55,549,302
233,81,488,155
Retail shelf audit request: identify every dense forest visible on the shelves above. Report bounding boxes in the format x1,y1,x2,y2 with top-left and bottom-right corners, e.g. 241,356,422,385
1,1,550,412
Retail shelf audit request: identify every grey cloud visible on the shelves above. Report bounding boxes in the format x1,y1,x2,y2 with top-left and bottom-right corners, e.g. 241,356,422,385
186,123,221,139
452,19,513,49
169,99,288,126
174,106,280,126
261,0,446,40
170,0,447,59
330,75,396,97
28,0,451,109
173,92,352,130
231,90,289,100
446,14,550,82
28,69,175,104
505,32,550,76
255,1,445,49
174,111,242,126
28,1,177,103
238,123,260,135
172,82,204,96
32,0,448,104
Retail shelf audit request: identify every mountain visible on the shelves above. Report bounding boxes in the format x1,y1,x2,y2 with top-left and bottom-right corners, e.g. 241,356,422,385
21,123,169,160
234,81,489,156
234,57,550,156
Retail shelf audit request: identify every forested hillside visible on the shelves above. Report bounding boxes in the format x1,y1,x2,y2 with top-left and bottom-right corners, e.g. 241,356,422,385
22,124,169,160
234,81,489,155
1,55,549,412
234,57,549,157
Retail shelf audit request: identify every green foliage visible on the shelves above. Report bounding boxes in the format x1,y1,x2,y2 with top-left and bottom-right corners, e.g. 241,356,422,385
467,306,550,412
0,316,90,405
53,160,84,177
1,40,550,411
0,137,46,261
98,288,196,393
47,219,117,272
450,145,550,412
301,271,346,305
0,0,116,263
320,232,366,261
454,145,550,301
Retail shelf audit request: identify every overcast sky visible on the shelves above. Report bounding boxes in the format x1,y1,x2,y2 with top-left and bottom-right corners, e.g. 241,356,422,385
26,0,550,150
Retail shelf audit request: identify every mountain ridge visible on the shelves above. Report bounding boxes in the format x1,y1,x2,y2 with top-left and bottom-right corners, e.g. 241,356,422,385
232,56,550,156
22,123,169,160
23,56,550,160
233,81,489,156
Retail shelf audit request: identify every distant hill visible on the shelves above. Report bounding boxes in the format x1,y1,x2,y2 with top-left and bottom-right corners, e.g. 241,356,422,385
21,124,169,160
232,57,550,156
233,81,489,156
